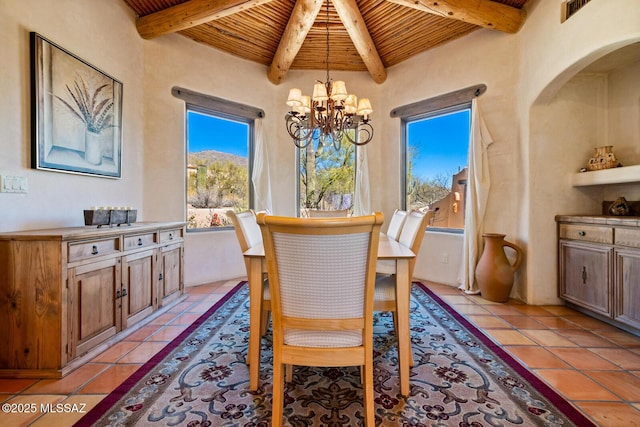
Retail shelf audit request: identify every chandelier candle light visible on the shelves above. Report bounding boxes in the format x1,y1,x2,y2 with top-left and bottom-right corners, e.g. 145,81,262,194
284,0,373,149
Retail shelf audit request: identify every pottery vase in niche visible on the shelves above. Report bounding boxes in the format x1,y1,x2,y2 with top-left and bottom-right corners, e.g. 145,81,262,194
587,145,617,171
609,197,631,216
475,233,523,303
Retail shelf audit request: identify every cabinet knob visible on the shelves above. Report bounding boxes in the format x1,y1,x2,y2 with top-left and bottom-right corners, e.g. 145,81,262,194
169,233,173,240
159,273,164,281
122,288,128,297
137,238,143,246
578,231,586,236
582,266,587,284
91,245,99,255
116,290,121,299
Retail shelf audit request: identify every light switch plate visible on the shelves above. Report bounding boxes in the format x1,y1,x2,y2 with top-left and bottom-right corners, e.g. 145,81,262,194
0,175,28,193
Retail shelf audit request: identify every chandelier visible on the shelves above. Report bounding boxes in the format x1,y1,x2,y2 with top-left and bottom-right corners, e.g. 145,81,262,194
284,0,373,149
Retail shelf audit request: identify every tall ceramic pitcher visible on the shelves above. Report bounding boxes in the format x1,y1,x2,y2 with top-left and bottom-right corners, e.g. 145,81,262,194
475,233,523,303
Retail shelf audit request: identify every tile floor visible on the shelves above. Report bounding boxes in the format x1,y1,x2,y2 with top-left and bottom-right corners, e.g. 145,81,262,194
1,279,639,426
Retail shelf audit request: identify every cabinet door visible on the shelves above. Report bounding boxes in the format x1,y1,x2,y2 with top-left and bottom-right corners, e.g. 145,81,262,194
69,258,120,358
122,249,156,329
559,240,612,317
159,243,183,306
615,249,640,329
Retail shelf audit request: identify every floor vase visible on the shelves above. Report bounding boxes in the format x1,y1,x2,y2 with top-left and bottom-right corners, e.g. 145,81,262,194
475,233,523,303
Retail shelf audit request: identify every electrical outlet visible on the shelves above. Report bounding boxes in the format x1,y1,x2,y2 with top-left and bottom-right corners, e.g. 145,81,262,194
440,253,449,264
0,175,28,193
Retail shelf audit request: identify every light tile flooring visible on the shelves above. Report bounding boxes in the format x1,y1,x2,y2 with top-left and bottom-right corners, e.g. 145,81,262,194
2,279,640,426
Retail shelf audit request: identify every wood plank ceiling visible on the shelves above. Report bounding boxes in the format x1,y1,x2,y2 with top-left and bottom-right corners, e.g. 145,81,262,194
122,0,528,84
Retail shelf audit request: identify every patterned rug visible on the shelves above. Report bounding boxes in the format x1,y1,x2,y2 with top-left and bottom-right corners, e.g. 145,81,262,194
76,282,595,426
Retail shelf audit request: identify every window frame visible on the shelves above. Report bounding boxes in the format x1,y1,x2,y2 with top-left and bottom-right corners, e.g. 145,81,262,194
400,103,471,213
173,87,264,233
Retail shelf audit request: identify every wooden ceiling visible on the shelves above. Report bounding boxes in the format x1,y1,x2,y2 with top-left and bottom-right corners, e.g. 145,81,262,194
122,0,528,84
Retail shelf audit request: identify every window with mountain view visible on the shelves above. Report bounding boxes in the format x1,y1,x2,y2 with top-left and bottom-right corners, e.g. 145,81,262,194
405,107,470,230
186,108,252,230
298,133,356,217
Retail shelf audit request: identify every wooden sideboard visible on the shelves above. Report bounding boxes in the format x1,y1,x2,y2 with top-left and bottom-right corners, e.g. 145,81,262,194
0,222,185,378
556,215,640,336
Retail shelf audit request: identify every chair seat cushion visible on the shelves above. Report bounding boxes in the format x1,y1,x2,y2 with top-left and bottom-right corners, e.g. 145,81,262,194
374,274,396,302
284,329,362,347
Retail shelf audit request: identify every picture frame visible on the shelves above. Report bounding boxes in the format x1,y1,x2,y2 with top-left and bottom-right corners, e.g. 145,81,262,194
30,32,123,178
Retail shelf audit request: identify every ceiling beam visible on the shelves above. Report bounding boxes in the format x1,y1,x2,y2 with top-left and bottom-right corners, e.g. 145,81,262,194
267,0,324,85
388,0,526,34
332,0,387,84
136,0,275,39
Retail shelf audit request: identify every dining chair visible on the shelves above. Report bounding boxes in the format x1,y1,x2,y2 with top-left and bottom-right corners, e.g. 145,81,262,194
257,212,383,427
375,210,433,358
386,209,408,241
308,208,349,217
227,210,271,336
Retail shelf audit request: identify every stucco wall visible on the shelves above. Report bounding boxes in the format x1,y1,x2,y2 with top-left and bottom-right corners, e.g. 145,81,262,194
0,0,144,229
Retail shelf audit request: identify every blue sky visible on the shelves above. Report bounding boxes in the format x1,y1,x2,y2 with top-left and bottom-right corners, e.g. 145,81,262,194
187,109,470,180
407,109,470,181
187,111,248,157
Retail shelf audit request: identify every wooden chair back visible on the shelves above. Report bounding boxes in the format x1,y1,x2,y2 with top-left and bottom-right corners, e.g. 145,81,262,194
257,212,383,427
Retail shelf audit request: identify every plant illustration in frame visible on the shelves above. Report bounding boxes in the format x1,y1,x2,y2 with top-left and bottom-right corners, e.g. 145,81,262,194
31,32,123,178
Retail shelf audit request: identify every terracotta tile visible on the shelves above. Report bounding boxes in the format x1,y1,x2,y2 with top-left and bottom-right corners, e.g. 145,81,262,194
77,364,141,394
116,342,168,364
520,329,578,347
168,300,195,313
562,314,618,330
499,315,547,329
534,316,583,329
534,369,620,400
170,312,204,325
29,394,106,427
510,305,557,316
575,401,640,427
538,305,581,316
22,364,109,395
147,311,180,325
123,324,163,342
0,378,38,394
552,348,621,370
188,301,216,313
447,304,491,315
595,330,640,348
557,329,619,347
439,295,474,306
148,325,188,341
90,340,140,363
1,394,65,426
466,315,512,329
482,329,537,346
585,371,640,401
588,348,640,370
478,304,524,316
504,346,570,369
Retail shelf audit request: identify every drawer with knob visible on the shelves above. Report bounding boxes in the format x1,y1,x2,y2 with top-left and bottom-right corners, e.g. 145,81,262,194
614,227,640,249
124,232,156,250
559,224,613,244
160,228,183,243
68,237,121,262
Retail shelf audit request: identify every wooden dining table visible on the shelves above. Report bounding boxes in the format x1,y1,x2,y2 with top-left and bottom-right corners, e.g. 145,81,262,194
243,233,416,396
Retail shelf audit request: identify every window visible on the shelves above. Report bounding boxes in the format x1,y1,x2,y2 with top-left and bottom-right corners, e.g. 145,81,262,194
186,108,252,230
298,133,357,217
174,87,264,232
404,106,471,230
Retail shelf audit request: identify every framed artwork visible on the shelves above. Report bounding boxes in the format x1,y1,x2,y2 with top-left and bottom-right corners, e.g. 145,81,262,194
30,32,123,178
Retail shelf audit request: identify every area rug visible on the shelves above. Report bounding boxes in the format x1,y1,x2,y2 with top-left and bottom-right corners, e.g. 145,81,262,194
76,281,595,426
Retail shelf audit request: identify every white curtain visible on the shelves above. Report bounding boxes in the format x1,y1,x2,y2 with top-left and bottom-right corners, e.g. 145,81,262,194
459,99,494,293
353,144,371,216
251,118,273,213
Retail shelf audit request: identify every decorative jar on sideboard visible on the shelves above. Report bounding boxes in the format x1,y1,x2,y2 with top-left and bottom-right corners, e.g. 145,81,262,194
475,233,523,303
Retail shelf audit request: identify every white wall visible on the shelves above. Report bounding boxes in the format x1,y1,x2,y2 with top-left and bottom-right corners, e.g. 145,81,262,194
0,0,144,230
